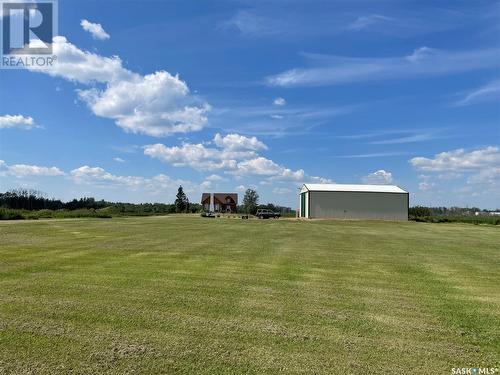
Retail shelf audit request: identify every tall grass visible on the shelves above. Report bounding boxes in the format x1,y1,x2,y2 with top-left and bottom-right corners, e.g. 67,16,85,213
410,215,500,225
0,207,112,220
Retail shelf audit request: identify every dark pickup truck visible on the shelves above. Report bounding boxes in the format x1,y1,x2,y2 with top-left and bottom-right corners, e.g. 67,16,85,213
256,209,281,219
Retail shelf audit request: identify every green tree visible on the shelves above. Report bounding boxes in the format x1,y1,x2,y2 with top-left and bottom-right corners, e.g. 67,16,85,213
175,186,188,213
409,205,432,217
243,189,259,215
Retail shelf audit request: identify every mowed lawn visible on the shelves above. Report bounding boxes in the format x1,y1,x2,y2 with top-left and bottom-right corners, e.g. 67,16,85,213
0,217,499,374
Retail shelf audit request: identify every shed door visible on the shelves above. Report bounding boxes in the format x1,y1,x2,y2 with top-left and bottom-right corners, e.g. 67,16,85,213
300,193,306,217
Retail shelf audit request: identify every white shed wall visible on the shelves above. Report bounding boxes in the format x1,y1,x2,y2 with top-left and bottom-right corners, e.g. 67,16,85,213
309,191,408,221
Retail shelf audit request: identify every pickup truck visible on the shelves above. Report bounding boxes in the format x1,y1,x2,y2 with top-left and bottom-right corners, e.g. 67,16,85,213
256,209,281,219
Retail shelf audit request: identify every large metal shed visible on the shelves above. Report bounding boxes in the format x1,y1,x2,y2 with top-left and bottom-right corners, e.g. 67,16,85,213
299,184,409,221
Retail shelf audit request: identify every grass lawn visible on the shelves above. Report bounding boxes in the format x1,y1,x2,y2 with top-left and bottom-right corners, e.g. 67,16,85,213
0,217,499,374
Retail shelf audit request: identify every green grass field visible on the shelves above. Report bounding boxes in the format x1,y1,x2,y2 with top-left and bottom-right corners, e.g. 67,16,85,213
0,217,499,374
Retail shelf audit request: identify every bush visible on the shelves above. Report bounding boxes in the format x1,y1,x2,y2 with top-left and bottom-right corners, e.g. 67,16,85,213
409,215,499,225
0,208,113,220
0,208,25,220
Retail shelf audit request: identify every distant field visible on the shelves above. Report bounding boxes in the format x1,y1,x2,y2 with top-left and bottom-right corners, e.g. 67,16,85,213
0,217,499,374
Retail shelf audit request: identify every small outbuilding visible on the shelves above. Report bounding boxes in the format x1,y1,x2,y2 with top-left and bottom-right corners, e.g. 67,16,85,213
299,184,408,221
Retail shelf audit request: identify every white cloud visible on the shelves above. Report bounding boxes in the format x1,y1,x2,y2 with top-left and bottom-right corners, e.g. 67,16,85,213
467,168,500,185
438,172,462,180
347,14,393,31
200,174,223,190
210,102,355,137
78,71,210,137
80,19,110,40
410,146,500,172
29,36,209,137
411,146,500,192
266,47,499,87
454,80,500,106
270,114,284,119
213,133,267,151
405,46,437,63
113,157,125,162
235,157,295,177
418,182,435,191
200,180,212,190
308,176,334,184
0,160,65,177
273,97,286,106
143,143,244,171
70,165,190,193
235,185,246,192
30,36,132,84
0,115,36,130
205,174,222,182
71,166,141,187
369,130,443,145
273,187,293,194
144,133,331,183
361,170,394,185
220,10,280,37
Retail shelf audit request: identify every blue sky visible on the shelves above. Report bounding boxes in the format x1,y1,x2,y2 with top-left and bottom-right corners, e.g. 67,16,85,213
1,0,499,208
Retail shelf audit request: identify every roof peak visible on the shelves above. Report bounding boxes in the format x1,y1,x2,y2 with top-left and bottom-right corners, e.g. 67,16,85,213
302,183,407,193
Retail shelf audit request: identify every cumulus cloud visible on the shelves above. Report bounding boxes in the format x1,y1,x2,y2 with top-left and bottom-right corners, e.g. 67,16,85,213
411,146,500,190
29,36,209,137
467,168,500,185
143,143,243,171
144,133,331,183
213,133,267,151
200,180,212,190
70,165,191,193
30,36,131,84
80,19,110,40
273,97,286,106
0,160,65,177
200,174,223,190
205,174,223,182
113,157,125,163
71,166,142,187
235,157,303,179
78,71,210,136
0,115,36,130
410,146,500,172
361,170,394,185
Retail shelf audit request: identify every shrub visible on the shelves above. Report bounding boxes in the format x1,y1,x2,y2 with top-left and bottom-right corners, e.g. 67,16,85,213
0,208,25,220
409,215,499,225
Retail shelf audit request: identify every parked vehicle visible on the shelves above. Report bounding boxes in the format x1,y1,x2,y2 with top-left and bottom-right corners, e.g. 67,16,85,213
256,209,281,219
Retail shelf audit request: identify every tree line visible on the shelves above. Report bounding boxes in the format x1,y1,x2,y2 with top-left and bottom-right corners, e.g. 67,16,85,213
241,188,294,215
409,205,499,217
0,187,295,217
0,188,201,214
3,189,495,217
